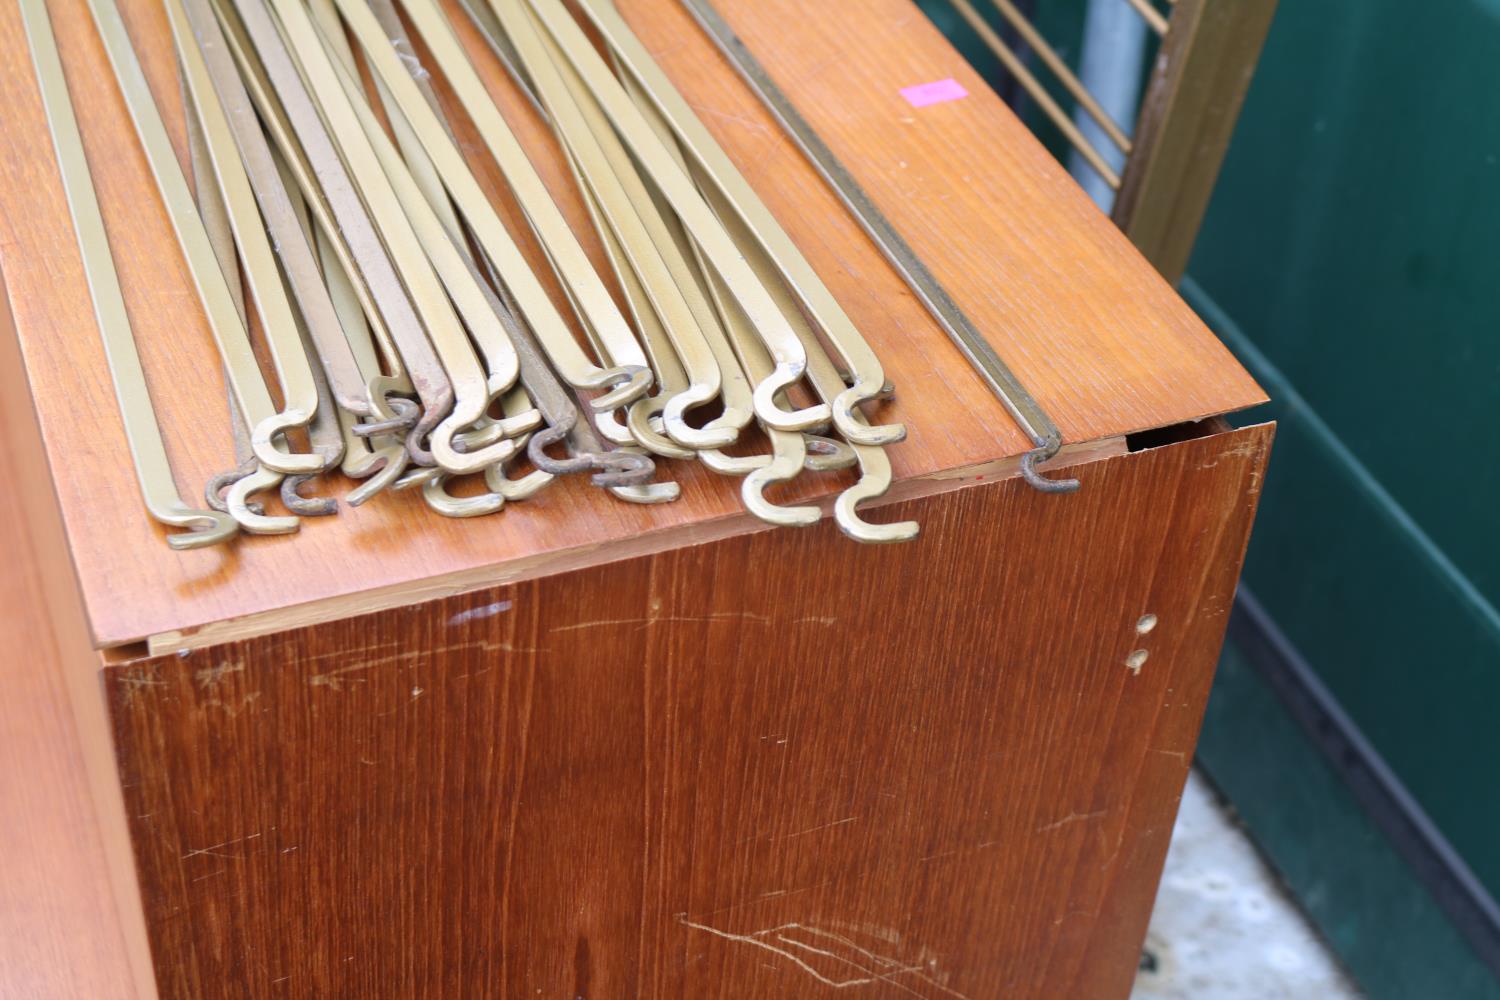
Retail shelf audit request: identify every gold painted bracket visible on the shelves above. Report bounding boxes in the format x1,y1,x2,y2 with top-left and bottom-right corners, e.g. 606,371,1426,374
575,0,904,451
681,0,1078,494
21,0,236,550
519,0,830,435
84,0,321,478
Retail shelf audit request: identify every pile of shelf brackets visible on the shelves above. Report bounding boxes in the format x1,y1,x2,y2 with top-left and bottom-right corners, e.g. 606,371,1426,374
22,0,921,548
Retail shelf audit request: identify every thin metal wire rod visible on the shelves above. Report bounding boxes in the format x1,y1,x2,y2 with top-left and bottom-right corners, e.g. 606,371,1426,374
942,0,1120,189
972,0,1131,154
1122,0,1169,35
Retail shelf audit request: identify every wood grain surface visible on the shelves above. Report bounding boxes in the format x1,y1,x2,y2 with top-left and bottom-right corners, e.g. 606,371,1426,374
0,288,142,999
0,0,1263,648
105,422,1272,1000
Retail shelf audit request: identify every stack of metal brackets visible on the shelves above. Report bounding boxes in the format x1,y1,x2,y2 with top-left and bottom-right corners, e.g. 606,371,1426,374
21,0,1075,549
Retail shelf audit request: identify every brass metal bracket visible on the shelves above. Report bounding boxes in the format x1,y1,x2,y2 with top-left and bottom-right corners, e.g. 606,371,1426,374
22,0,237,549
680,0,1079,494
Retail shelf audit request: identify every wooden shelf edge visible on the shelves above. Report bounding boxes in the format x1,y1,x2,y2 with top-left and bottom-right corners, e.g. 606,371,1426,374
136,435,1128,660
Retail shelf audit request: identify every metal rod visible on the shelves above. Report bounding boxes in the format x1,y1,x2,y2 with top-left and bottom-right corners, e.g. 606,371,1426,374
523,0,829,435
681,0,1079,492
21,0,237,549
572,0,904,449
1122,0,1169,35
974,0,1132,155
85,0,323,477
377,0,652,408
942,0,1120,189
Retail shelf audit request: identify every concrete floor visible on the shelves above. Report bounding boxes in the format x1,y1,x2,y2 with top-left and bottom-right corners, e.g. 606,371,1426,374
1132,772,1363,1000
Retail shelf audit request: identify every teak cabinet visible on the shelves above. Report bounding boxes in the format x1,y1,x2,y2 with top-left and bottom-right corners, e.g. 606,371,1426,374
0,0,1270,997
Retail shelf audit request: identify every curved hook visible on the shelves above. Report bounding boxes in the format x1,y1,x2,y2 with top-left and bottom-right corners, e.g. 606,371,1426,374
250,409,324,474
591,406,639,447
404,385,455,467
161,504,240,551
226,466,300,534
483,457,555,502
281,474,339,516
832,378,906,447
206,458,264,516
429,411,523,475
450,410,544,453
589,449,655,488
741,440,820,528
608,480,681,504
699,448,763,476
833,447,919,544
524,422,655,487
583,364,653,411
345,443,409,506
524,420,590,477
1019,438,1081,494
353,393,420,437
626,396,695,459
420,473,505,518
663,385,740,450
751,362,831,433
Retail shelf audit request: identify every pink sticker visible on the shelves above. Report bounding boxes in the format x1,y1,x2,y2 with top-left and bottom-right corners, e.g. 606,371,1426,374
900,78,969,108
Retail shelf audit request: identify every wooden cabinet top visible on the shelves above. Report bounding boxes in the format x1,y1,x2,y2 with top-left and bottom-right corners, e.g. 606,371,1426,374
0,0,1263,649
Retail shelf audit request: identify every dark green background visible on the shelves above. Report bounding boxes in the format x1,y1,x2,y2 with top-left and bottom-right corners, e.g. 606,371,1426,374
917,0,1500,995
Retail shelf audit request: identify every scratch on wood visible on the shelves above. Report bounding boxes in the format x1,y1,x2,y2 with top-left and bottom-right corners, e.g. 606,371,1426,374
307,664,370,692
119,667,166,706
200,691,262,718
447,599,512,626
773,816,859,842
180,831,262,862
195,660,244,688
307,638,541,691
1195,439,1261,470
552,611,836,634
1035,809,1108,834
920,839,1002,863
678,917,967,998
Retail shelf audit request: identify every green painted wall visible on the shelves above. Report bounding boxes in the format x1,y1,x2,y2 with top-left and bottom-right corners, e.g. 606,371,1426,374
918,0,1500,992
1188,0,1500,904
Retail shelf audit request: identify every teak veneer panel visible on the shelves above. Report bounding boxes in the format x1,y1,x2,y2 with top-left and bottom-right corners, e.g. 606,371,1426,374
106,422,1272,1000
0,283,143,998
0,0,1263,648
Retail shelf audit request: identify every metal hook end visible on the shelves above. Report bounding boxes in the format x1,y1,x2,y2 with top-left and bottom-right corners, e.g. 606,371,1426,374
627,397,695,459
1019,440,1081,494
353,396,420,437
163,508,240,550
742,459,820,528
281,475,339,516
420,474,505,519
833,482,919,544
250,409,324,475
752,362,831,433
527,421,592,476
404,389,454,467
206,462,265,516
608,480,681,504
589,450,656,488
832,384,906,447
226,467,300,535
587,365,654,411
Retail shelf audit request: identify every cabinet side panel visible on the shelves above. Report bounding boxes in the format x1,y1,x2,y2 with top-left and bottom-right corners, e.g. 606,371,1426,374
0,274,148,997
106,424,1272,1000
